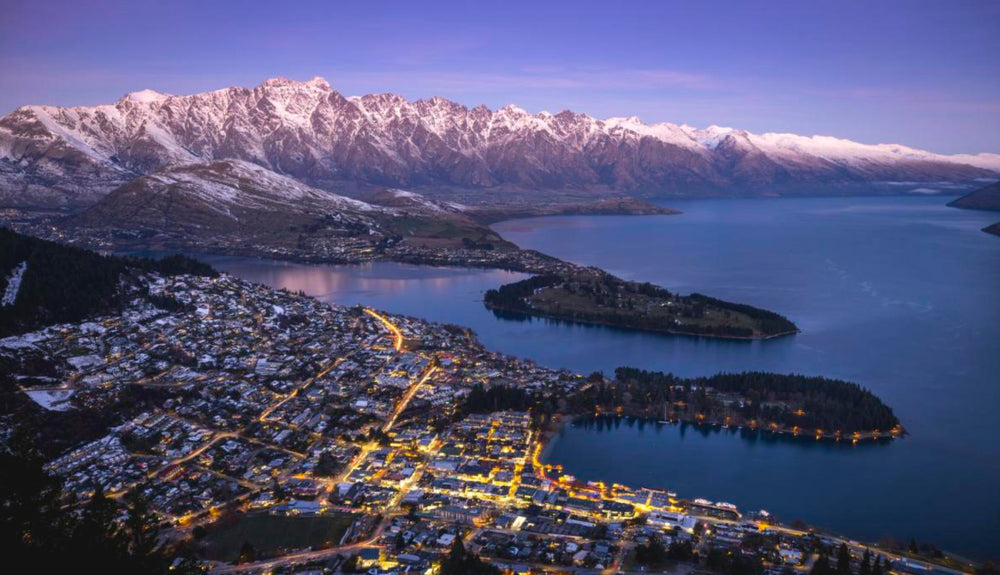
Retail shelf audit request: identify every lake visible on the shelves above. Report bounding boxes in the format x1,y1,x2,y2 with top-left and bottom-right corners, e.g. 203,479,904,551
196,195,1000,559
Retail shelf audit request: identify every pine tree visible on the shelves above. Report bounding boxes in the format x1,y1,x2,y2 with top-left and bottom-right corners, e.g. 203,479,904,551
125,491,160,559
73,485,124,561
860,549,872,575
872,555,884,575
238,541,256,564
837,543,851,575
811,554,832,575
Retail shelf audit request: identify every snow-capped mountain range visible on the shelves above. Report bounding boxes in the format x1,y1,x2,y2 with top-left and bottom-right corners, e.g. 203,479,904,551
2,76,998,208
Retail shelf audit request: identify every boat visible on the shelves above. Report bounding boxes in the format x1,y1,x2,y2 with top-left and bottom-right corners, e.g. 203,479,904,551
657,404,671,424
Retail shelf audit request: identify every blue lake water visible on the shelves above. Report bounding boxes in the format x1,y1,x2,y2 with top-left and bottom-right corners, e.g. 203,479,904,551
197,195,1000,559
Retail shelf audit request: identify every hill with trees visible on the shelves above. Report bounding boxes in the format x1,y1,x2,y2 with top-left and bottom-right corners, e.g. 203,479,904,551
484,271,798,339
457,367,900,438
0,228,215,336
572,368,901,436
0,444,202,573
948,181,1000,211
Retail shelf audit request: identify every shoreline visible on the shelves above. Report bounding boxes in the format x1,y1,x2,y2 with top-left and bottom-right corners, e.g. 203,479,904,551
552,412,905,444
113,240,801,344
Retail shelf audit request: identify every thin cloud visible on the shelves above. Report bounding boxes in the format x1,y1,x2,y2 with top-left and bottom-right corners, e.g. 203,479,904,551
333,66,718,95
796,84,1000,114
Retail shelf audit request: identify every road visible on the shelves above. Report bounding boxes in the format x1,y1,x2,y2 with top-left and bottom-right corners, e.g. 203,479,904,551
364,308,404,351
209,310,435,573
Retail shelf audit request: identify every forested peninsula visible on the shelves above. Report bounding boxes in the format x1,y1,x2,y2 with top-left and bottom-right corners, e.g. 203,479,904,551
484,272,798,340
463,367,902,441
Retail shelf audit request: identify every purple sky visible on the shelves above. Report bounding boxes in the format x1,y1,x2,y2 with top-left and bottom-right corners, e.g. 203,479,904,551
2,0,998,154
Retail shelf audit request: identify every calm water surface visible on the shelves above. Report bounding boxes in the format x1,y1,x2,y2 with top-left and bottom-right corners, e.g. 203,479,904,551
198,196,999,558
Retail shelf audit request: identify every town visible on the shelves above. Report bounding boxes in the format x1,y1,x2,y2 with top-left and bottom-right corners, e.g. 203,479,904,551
0,271,972,575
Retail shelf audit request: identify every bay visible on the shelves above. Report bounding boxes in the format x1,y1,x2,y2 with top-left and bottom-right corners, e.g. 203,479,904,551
196,195,1000,558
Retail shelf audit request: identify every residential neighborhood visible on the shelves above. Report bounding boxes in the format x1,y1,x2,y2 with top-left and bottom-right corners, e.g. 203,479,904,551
0,272,975,574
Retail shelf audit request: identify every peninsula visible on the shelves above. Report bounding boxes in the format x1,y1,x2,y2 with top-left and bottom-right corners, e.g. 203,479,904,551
579,368,902,440
485,271,799,339
947,180,1000,237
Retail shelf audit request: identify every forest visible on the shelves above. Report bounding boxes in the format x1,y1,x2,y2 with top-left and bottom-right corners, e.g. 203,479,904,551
0,443,203,573
576,368,901,435
457,368,900,436
687,293,799,336
484,271,798,339
482,273,562,309
0,228,216,336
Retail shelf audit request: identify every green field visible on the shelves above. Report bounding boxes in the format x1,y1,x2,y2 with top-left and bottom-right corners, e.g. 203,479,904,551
202,512,357,561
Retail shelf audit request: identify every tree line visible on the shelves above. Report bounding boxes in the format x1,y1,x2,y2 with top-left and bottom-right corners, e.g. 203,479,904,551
688,292,798,335
483,271,798,338
1,441,203,573
483,274,562,310
1,228,216,336
589,368,900,433
458,367,899,435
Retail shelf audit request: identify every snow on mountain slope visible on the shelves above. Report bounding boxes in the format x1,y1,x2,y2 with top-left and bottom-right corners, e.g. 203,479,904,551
745,131,1000,170
2,261,27,307
942,153,1000,172
1,76,997,208
148,159,379,213
362,188,470,214
69,159,386,234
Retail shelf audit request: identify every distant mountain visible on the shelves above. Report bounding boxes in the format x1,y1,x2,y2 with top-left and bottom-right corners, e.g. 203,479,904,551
947,180,1000,211
2,76,998,209
64,158,513,252
359,188,471,216
69,159,384,236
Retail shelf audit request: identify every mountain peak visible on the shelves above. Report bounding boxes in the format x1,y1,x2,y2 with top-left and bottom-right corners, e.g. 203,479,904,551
259,76,331,90
499,103,528,115
123,88,168,104
306,76,331,90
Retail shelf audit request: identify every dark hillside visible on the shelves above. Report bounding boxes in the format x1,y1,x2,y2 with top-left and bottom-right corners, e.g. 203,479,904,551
0,228,215,336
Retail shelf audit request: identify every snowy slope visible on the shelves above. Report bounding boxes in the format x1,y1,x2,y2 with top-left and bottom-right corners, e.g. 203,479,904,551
69,159,389,234
1,76,997,207
2,261,27,306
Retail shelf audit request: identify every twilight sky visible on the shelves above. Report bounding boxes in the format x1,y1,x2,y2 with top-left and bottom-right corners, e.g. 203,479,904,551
1,0,998,154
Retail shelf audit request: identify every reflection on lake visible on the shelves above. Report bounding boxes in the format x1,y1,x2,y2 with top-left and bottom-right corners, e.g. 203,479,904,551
544,415,898,529
192,256,528,327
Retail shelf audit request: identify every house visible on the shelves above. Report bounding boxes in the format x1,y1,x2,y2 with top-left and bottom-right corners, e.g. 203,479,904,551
647,510,698,533
356,547,381,568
